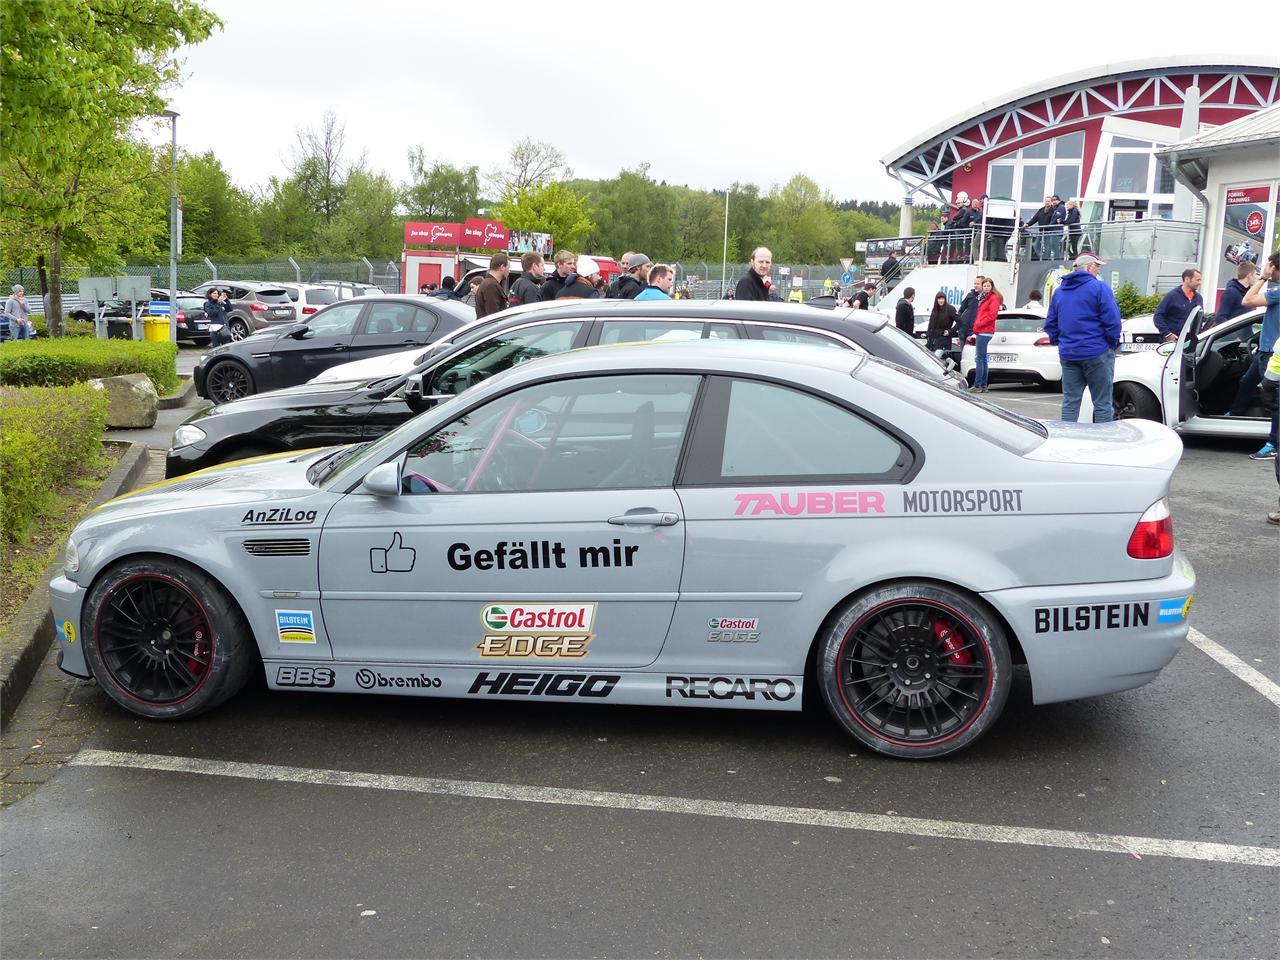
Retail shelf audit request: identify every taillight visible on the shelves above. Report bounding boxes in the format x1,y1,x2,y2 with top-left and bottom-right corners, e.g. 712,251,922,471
302,306,317,314
966,335,976,345
249,302,268,312
1127,498,1174,559
175,311,185,322
1034,336,1051,346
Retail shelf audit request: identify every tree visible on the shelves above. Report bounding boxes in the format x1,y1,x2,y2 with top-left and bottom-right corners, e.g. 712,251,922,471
256,175,321,259
293,109,348,225
586,165,680,260
0,0,220,333
487,138,571,199
766,174,839,262
678,190,727,262
314,167,401,261
494,182,594,251
172,151,262,260
402,149,480,221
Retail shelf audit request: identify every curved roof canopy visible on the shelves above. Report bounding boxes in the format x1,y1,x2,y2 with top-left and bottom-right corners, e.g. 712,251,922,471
882,56,1280,201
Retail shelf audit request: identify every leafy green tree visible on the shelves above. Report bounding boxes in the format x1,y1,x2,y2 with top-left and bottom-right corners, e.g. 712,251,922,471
292,109,348,225
726,182,768,261
169,151,262,260
493,182,594,251
678,190,727,263
586,165,681,260
0,0,221,333
486,138,572,199
766,174,838,262
256,175,321,259
314,168,401,261
402,149,480,220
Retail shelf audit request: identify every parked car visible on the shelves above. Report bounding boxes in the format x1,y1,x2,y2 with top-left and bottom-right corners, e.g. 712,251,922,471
320,281,384,300
277,282,338,319
1120,313,1162,352
194,295,475,404
960,311,1061,386
171,295,214,343
170,300,965,476
1084,306,1273,437
190,281,298,340
60,339,1195,758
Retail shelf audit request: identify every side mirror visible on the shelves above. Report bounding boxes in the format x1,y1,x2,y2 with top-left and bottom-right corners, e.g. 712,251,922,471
1156,342,1176,357
405,373,425,398
290,326,309,339
360,460,402,497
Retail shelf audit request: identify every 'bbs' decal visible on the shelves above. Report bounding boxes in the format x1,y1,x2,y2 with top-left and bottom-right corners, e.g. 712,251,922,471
242,508,318,525
275,666,334,688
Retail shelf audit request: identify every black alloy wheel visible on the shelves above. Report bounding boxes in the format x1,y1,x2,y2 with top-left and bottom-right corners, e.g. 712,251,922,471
83,559,253,719
820,584,1011,758
1113,383,1160,421
206,360,254,404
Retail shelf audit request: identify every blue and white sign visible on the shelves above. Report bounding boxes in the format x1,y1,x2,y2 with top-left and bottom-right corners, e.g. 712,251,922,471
147,301,171,316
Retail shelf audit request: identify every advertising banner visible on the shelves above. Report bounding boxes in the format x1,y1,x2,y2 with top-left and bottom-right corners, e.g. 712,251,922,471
404,222,461,246
462,218,510,250
508,231,554,256
1220,185,1270,272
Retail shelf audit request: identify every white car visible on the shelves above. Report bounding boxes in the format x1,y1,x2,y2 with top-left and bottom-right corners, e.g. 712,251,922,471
320,281,383,300
277,282,338,319
1120,313,1161,353
960,310,1061,386
1082,306,1272,439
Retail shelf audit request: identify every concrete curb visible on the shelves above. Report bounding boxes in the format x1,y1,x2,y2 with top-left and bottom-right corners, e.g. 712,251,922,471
0,441,150,730
159,375,195,410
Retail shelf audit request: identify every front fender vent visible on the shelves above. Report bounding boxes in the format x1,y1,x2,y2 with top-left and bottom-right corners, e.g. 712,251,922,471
243,538,311,557
164,476,225,494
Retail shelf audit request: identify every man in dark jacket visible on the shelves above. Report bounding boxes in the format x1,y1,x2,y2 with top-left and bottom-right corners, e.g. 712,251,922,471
605,252,634,298
473,252,510,320
1153,268,1204,340
880,250,902,291
1217,261,1256,325
1047,195,1066,260
540,250,576,301
429,276,466,301
853,282,874,310
735,247,773,302
611,253,650,299
508,253,545,307
894,287,916,334
1045,252,1122,422
954,276,983,350
1025,197,1054,258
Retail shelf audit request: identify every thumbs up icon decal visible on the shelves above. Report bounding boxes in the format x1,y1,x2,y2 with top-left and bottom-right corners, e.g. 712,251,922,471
370,532,416,573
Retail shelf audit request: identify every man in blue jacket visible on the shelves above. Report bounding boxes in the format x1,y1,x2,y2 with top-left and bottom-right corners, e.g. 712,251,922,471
1217,261,1256,326
1153,268,1204,340
1045,252,1123,422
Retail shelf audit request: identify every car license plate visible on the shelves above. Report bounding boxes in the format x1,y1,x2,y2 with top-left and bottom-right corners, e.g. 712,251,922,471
989,353,1019,363
273,308,290,316
1122,342,1159,352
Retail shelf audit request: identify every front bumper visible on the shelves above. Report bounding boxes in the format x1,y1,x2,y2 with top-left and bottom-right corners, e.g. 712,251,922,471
165,442,219,478
982,549,1196,704
50,574,91,679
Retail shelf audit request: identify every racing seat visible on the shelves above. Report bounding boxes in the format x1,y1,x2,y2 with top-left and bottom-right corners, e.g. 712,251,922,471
1192,349,1229,414
597,401,655,488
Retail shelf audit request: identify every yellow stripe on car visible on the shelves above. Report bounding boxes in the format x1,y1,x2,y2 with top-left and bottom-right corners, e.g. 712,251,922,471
96,448,329,510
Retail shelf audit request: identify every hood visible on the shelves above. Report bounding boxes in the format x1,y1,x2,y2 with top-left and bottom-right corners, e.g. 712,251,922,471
192,378,373,420
1025,417,1182,472
1058,270,1095,290
85,447,335,527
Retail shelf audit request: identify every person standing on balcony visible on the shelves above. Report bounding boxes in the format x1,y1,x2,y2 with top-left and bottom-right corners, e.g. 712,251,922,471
1044,252,1122,421
1064,200,1083,258
880,249,902,292
1025,197,1055,260
1153,268,1203,342
971,277,1005,393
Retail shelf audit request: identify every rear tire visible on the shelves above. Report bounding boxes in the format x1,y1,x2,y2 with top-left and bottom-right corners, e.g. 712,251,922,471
1113,382,1160,421
818,582,1011,759
82,558,255,720
229,318,251,341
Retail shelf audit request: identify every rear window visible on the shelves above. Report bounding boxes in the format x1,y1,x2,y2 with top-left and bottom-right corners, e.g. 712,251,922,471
255,289,292,303
872,323,948,377
308,288,337,305
176,297,205,310
996,316,1046,333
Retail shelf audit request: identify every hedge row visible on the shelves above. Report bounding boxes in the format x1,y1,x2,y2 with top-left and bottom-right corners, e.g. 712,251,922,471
0,338,178,394
0,384,110,542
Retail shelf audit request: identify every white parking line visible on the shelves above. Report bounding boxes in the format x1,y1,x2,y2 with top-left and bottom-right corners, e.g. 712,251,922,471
1188,627,1280,708
70,749,1280,868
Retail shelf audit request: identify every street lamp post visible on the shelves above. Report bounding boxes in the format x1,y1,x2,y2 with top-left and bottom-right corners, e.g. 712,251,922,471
162,107,179,344
721,188,730,297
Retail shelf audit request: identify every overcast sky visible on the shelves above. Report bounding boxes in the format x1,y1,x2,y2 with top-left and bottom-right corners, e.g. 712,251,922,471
153,0,1270,204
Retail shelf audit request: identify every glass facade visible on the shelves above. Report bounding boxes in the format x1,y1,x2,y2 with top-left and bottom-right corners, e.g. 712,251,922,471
986,131,1084,225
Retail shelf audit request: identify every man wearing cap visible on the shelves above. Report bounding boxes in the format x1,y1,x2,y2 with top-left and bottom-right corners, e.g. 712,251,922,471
1153,268,1203,342
1044,252,1123,422
474,252,511,320
611,254,651,299
735,248,774,302
2,284,35,340
556,256,602,299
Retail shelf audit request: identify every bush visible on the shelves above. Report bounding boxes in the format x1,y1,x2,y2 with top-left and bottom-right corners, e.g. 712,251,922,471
30,315,96,338
0,384,110,542
1114,281,1162,320
0,338,177,394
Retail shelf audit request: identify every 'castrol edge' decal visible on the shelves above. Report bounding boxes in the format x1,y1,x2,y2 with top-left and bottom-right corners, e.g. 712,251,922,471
731,487,1026,517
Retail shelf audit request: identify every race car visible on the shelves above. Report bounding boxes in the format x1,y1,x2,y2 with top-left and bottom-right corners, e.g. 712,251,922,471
51,340,1194,759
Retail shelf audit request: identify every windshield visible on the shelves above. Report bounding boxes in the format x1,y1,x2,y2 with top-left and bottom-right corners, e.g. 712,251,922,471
872,323,948,376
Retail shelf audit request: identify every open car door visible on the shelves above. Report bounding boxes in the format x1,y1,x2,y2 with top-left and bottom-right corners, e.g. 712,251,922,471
1161,305,1201,428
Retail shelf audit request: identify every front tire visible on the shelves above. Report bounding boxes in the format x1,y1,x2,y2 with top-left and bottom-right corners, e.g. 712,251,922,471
1113,382,1160,421
206,359,255,404
82,558,255,720
818,582,1011,759
229,318,251,341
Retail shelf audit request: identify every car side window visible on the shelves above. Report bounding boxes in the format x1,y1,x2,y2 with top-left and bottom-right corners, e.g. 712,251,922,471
755,325,846,348
683,377,908,484
597,320,703,345
362,303,421,336
304,302,363,337
431,322,584,396
401,374,700,494
707,323,740,340
409,307,439,333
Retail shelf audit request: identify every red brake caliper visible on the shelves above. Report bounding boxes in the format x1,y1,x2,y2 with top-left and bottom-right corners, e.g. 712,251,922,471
189,629,207,676
933,619,973,665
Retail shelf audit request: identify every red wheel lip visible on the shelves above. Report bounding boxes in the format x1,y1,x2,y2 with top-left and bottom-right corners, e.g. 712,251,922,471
92,572,216,708
836,597,995,750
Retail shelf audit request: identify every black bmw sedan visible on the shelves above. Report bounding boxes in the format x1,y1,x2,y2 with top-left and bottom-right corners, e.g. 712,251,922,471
193,294,475,404
167,299,961,477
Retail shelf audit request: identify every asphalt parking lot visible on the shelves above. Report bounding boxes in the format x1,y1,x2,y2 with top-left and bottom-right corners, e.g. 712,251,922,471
2,384,1277,959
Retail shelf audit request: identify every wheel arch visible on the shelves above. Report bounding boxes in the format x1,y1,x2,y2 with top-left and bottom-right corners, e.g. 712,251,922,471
83,551,253,634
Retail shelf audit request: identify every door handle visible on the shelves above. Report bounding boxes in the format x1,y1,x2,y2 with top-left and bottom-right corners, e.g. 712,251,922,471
332,344,347,350
608,509,679,527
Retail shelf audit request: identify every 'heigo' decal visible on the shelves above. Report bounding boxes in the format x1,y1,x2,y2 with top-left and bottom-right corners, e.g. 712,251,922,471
733,491,886,516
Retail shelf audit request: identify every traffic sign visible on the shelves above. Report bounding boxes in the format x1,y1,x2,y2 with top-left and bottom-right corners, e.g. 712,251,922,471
841,272,854,285
147,302,171,316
